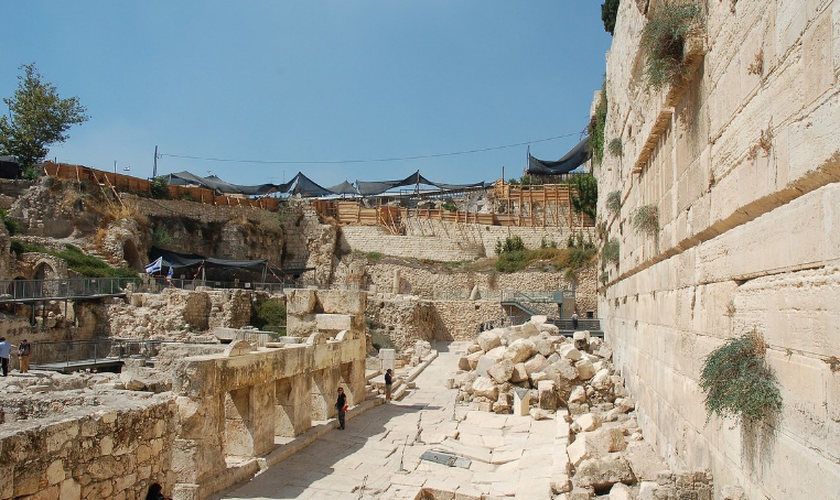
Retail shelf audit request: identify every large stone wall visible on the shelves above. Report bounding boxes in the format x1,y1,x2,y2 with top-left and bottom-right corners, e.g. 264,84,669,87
403,219,594,258
339,225,485,262
0,392,176,500
598,1,840,499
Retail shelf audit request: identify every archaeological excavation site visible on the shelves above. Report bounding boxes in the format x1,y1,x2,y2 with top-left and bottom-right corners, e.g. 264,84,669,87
0,1,839,500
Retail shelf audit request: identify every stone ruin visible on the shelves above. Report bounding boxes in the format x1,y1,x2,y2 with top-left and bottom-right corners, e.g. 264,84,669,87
450,317,717,500
0,289,369,500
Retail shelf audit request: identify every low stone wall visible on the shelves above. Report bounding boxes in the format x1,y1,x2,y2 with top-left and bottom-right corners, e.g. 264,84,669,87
403,219,595,257
339,225,485,262
0,393,176,500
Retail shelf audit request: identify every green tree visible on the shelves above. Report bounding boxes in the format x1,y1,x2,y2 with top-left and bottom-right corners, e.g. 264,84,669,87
601,0,620,35
569,174,598,219
0,63,89,168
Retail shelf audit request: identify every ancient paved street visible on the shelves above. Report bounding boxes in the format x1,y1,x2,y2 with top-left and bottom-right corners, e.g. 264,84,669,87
212,341,566,500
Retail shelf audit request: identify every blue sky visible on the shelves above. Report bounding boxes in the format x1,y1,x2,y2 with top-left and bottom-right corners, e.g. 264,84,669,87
1,1,611,188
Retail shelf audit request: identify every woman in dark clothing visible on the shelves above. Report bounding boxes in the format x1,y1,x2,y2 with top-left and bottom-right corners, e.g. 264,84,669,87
146,483,171,500
384,369,393,403
335,387,347,430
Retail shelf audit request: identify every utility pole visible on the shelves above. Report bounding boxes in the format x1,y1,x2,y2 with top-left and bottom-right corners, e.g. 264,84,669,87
114,160,117,174
153,145,158,179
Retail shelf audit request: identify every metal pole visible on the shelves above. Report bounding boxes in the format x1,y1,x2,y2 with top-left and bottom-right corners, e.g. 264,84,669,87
153,145,158,178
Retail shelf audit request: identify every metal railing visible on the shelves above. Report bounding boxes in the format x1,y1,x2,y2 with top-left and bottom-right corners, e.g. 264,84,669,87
0,277,139,303
28,338,165,370
500,290,573,304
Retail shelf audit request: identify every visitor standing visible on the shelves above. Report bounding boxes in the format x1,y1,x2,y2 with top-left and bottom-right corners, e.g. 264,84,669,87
384,369,393,403
0,337,11,377
335,387,347,430
18,339,30,373
571,312,579,330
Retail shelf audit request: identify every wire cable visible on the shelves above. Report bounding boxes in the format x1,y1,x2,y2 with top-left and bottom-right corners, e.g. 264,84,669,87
158,132,583,165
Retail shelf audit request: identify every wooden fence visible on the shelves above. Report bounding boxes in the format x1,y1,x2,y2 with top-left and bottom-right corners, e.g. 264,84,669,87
43,162,279,211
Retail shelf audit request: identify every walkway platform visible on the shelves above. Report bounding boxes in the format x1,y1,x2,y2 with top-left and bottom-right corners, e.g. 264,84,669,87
211,341,568,500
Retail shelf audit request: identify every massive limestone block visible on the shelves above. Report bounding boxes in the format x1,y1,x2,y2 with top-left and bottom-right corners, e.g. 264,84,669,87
567,427,627,466
538,379,559,410
533,337,554,357
551,357,580,382
590,369,612,391
569,385,587,403
510,363,529,383
572,455,635,491
470,376,499,400
477,329,502,352
538,323,561,336
458,356,471,371
576,413,602,432
487,358,515,384
504,338,538,364
524,354,549,374
559,344,582,361
466,351,484,370
575,358,596,380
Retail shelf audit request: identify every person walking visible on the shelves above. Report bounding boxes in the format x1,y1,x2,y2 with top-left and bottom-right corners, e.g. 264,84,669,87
0,337,11,377
384,369,393,403
17,339,30,373
335,387,347,430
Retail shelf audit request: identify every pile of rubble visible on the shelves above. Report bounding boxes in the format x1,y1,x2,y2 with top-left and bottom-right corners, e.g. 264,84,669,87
451,318,716,499
453,317,626,419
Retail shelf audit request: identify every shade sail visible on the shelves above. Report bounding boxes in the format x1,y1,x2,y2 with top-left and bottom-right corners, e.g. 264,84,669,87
526,137,591,176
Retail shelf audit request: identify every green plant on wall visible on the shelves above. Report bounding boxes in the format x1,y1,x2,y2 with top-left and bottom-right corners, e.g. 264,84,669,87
602,238,620,265
588,80,608,164
640,2,704,89
608,137,623,157
0,208,20,235
631,204,659,237
699,330,782,425
606,191,622,215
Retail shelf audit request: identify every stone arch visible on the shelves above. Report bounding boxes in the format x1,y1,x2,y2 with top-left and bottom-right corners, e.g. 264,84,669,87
122,240,143,271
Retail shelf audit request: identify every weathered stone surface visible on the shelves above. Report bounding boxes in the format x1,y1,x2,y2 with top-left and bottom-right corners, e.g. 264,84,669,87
524,354,549,374
510,363,529,383
470,376,499,400
558,344,582,361
573,455,635,490
538,380,559,411
477,330,502,352
576,413,602,432
608,482,632,500
530,407,553,420
487,358,515,384
551,473,572,494
590,369,612,391
504,338,538,363
575,359,596,380
569,385,587,403
465,351,483,370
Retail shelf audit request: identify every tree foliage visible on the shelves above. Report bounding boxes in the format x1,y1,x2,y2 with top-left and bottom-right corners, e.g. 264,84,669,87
601,0,620,35
0,63,89,167
569,174,598,219
588,79,608,164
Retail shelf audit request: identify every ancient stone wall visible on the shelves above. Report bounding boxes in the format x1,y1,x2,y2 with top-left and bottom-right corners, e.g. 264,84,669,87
339,225,485,262
0,393,176,500
164,289,367,500
598,1,840,499
402,219,594,258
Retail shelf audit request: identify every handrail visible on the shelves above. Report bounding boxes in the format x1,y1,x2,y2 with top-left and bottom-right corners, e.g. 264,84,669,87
0,277,139,302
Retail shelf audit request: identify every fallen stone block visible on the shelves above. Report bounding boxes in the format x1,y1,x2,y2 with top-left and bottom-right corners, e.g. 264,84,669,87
530,407,553,420
551,473,572,494
569,386,587,403
458,356,471,371
573,455,635,491
470,376,499,400
510,363,529,383
466,351,483,370
524,354,549,374
569,487,594,500
575,413,602,432
487,358,515,384
477,330,502,352
504,338,538,364
608,482,632,500
575,359,596,380
590,369,612,391
559,344,582,361
538,379,559,410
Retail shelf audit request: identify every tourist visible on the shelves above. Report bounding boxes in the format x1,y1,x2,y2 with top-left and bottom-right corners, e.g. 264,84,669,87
145,482,171,500
0,337,10,377
18,339,30,373
384,369,393,403
571,312,579,330
335,387,347,430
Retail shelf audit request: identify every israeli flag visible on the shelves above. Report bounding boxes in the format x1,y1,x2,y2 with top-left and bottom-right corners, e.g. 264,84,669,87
145,257,163,275
167,266,174,278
